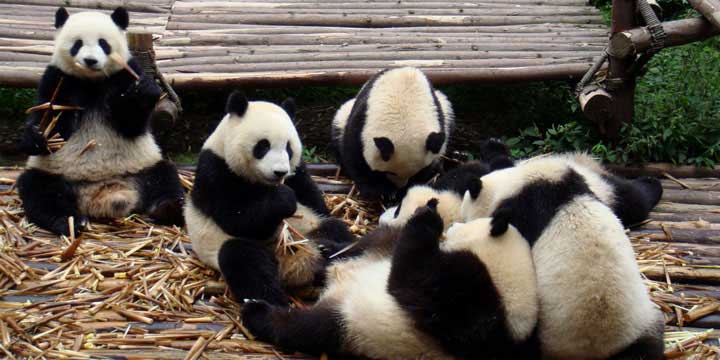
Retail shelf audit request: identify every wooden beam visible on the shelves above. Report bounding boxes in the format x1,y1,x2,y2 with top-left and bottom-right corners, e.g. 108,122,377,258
609,17,720,58
605,0,638,139
690,0,720,30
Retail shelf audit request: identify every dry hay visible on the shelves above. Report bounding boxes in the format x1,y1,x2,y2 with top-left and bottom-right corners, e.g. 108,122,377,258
0,169,719,358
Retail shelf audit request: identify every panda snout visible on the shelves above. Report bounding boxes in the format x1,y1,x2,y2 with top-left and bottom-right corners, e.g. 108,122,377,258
273,170,288,179
83,57,98,67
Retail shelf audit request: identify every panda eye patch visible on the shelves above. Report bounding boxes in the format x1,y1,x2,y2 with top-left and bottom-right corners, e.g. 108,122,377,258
286,142,293,159
70,39,83,56
253,139,271,159
98,38,112,55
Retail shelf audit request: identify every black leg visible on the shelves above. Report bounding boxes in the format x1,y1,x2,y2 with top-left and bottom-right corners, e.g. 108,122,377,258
16,169,85,236
135,160,185,226
608,325,664,360
606,175,664,227
219,238,288,306
241,300,343,356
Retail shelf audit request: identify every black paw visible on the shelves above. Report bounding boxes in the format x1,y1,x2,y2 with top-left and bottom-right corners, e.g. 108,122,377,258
149,197,185,226
28,126,49,151
50,215,87,237
276,185,298,218
407,199,444,237
637,176,664,205
241,299,276,342
490,206,513,237
478,138,510,159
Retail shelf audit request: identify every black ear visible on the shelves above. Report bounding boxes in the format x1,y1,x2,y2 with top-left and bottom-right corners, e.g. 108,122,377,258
111,7,129,30
374,137,394,162
426,132,445,154
55,7,69,29
467,178,482,199
490,206,512,237
225,91,248,116
281,98,296,120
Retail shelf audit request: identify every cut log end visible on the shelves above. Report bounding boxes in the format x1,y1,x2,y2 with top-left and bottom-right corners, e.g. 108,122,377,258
579,85,613,133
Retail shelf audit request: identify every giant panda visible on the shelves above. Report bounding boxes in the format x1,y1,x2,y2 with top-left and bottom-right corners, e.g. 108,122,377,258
241,199,539,360
331,67,454,200
460,155,664,359
16,7,184,236
184,91,354,306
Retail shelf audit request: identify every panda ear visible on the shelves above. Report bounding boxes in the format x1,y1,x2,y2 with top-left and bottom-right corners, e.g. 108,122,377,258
111,7,129,30
225,91,248,117
280,98,296,120
373,137,394,162
55,7,69,29
467,178,482,200
490,206,512,237
426,132,445,154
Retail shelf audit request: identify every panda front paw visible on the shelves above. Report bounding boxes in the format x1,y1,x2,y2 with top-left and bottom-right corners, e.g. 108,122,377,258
241,299,276,342
50,215,87,237
22,125,50,154
276,185,298,218
407,199,444,238
121,77,161,105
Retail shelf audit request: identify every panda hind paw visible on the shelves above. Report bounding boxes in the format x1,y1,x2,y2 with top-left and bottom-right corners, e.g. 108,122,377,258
241,299,276,341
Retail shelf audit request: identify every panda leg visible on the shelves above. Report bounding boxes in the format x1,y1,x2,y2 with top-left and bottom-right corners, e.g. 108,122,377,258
218,238,288,306
16,169,85,236
241,300,343,356
606,175,663,227
608,319,664,360
134,160,185,226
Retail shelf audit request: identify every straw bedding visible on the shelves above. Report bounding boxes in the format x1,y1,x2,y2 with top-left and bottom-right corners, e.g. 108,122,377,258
0,168,718,359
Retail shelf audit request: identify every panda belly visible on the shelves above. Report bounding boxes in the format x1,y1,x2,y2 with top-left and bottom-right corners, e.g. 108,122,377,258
278,204,325,288
185,199,230,270
27,111,162,182
76,177,140,219
336,259,453,360
533,197,659,359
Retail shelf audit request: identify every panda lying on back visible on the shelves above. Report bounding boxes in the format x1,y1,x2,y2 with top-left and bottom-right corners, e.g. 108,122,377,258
16,7,184,236
185,92,354,305
332,67,454,200
242,199,539,359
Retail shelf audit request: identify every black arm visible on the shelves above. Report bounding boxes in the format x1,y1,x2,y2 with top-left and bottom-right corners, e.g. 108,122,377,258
284,161,329,215
107,58,162,138
17,66,66,155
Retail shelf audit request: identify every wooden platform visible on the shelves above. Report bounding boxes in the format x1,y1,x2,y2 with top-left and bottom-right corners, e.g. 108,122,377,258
1,164,720,358
0,0,607,89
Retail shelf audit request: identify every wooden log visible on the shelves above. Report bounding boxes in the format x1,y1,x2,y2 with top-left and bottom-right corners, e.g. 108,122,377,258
640,265,720,283
642,220,720,230
0,0,170,13
164,22,608,32
661,178,720,190
605,0,637,139
653,201,720,213
171,1,593,10
151,98,179,127
631,228,720,244
662,189,720,206
650,212,720,223
169,7,602,16
608,163,720,178
689,0,720,30
176,0,590,5
578,84,613,130
609,17,720,58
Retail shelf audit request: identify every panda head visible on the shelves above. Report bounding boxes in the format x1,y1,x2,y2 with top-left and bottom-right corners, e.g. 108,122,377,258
51,7,130,79
362,67,448,187
208,91,301,185
380,186,462,231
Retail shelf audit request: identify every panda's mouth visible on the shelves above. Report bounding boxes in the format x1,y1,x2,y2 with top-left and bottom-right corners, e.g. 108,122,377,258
74,61,103,72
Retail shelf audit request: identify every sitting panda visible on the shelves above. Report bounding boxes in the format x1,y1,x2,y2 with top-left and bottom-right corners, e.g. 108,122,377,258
460,156,664,359
331,67,454,200
16,7,184,236
184,91,354,306
242,199,539,360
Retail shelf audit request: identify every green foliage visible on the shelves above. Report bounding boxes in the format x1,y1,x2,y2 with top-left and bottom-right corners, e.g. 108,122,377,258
507,37,720,166
302,146,327,163
0,87,35,119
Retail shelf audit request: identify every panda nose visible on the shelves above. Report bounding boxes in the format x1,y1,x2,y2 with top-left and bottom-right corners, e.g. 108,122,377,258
84,58,98,66
274,170,288,178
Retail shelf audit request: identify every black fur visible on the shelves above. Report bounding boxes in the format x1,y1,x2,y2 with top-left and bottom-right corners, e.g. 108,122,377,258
16,169,84,237
280,98,296,119
607,320,664,360
241,300,344,355
253,139,270,159
425,132,445,154
388,203,539,359
603,175,663,227
373,137,394,162
283,162,328,216
477,138,515,170
70,40,83,56
335,69,448,200
432,160,492,196
55,7,69,28
135,160,185,226
225,90,248,116
219,239,288,305
98,39,112,55
490,170,592,245
110,7,129,30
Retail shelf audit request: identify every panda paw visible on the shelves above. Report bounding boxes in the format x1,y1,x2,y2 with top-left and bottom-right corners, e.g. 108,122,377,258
275,185,298,217
149,197,185,226
50,215,88,237
27,126,49,152
241,299,276,342
406,199,443,239
119,77,161,106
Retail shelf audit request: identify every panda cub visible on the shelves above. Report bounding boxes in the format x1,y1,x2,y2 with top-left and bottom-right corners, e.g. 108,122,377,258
242,199,539,360
460,156,664,359
332,67,454,200
16,7,184,236
184,92,354,305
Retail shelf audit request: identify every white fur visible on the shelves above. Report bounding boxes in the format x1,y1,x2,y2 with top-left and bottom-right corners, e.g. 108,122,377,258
203,101,301,185
52,11,130,79
360,67,452,187
331,99,355,146
185,199,231,270
444,219,537,341
460,157,661,358
381,185,462,230
26,110,162,182
76,177,139,218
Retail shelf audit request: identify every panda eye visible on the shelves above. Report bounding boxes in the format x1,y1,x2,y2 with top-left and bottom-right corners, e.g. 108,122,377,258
98,38,112,55
393,203,402,218
286,142,293,159
70,39,83,56
253,139,271,159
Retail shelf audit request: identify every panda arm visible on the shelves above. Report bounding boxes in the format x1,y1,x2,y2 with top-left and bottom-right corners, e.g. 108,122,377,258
284,162,329,215
107,58,162,138
17,66,66,155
